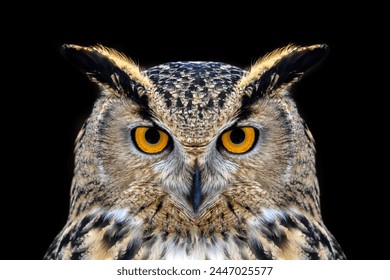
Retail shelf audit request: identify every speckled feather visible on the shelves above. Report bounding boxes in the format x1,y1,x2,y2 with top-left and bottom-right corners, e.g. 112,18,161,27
45,44,345,260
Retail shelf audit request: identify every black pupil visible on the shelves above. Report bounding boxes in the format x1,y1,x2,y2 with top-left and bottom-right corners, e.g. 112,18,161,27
145,128,160,144
230,128,246,144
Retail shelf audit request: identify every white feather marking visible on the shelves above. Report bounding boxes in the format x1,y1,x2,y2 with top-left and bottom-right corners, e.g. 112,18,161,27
288,207,304,217
163,238,226,260
260,208,288,223
102,208,130,223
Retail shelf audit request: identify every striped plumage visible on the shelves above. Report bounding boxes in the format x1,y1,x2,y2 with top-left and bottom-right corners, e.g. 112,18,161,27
45,44,345,260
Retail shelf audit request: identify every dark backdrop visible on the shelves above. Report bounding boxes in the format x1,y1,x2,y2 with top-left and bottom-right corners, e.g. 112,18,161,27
2,6,385,259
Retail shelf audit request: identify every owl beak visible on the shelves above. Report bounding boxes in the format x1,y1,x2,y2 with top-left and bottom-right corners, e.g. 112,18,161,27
191,164,202,213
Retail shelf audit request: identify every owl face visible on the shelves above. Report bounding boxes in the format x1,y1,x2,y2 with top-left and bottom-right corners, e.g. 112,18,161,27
95,61,294,216
63,44,328,218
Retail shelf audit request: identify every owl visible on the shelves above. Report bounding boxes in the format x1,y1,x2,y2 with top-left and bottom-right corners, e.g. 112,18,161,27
45,43,345,260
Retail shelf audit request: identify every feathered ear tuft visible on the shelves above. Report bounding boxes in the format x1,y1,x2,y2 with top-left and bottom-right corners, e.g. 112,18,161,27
238,44,328,105
61,44,153,104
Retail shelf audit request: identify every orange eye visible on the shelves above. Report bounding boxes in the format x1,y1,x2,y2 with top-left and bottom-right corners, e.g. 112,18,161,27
133,127,170,154
220,127,257,154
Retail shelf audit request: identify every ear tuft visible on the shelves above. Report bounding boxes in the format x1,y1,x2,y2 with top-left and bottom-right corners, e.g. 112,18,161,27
238,44,328,104
61,44,153,100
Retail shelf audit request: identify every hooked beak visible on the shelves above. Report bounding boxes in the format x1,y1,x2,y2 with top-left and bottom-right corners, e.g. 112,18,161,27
190,164,202,213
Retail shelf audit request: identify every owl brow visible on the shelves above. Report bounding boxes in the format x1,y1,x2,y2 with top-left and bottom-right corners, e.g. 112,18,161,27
134,102,154,122
137,112,167,131
235,106,254,122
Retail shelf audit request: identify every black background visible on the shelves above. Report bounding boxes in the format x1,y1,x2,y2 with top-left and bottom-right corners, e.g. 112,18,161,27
2,6,386,259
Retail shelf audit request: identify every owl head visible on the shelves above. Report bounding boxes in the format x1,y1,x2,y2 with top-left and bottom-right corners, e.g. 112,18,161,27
63,44,328,219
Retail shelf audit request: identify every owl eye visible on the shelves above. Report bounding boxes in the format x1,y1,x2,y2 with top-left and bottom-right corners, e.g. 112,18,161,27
219,127,258,154
132,127,170,154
